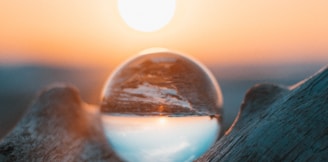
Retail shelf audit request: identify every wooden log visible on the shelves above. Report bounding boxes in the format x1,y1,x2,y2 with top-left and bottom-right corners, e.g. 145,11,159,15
197,66,328,161
0,66,327,161
0,84,121,161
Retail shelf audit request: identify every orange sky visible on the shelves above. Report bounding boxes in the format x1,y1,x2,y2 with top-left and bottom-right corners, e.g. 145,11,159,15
0,0,327,67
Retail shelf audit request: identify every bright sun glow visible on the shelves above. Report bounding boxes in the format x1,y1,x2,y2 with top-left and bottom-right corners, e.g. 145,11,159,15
158,117,167,125
118,0,176,32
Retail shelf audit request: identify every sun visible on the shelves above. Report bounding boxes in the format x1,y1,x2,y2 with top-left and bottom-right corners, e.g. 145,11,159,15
118,0,176,32
158,117,167,125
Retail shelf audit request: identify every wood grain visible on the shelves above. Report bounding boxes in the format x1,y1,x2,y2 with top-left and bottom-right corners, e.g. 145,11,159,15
0,84,121,161
197,66,328,161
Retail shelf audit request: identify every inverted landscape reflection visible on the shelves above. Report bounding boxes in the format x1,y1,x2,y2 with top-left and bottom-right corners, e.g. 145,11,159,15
102,115,220,162
101,51,223,117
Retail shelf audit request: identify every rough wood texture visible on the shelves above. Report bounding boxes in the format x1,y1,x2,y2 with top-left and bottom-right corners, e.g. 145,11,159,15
0,84,121,162
197,66,328,161
0,66,327,162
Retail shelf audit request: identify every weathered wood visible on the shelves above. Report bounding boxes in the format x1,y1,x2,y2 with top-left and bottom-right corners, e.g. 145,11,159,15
197,66,328,161
0,84,121,162
0,66,327,162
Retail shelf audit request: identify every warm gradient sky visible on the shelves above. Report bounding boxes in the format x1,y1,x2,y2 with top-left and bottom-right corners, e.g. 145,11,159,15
0,0,327,67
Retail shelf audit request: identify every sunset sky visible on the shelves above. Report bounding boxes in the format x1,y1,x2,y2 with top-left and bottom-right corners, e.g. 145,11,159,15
0,0,327,68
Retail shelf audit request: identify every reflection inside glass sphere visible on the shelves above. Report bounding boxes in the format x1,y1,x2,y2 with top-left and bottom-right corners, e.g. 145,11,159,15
102,116,220,162
101,49,223,162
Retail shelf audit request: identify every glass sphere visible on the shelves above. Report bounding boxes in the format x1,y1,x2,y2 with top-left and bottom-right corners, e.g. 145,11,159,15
101,49,223,162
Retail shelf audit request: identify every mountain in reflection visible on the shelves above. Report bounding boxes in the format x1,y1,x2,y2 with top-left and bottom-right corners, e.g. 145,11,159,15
101,53,222,116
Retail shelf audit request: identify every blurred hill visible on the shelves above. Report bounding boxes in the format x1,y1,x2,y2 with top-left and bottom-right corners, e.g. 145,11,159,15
0,63,325,138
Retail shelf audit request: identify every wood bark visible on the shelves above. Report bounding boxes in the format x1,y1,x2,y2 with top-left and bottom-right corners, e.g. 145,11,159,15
0,84,121,162
0,66,327,161
197,66,328,161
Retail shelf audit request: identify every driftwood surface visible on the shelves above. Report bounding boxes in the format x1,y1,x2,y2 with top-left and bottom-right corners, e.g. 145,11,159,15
0,66,327,161
198,66,328,161
0,84,121,161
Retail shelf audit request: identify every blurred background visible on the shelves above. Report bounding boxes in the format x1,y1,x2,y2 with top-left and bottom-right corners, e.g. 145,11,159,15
0,0,327,138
